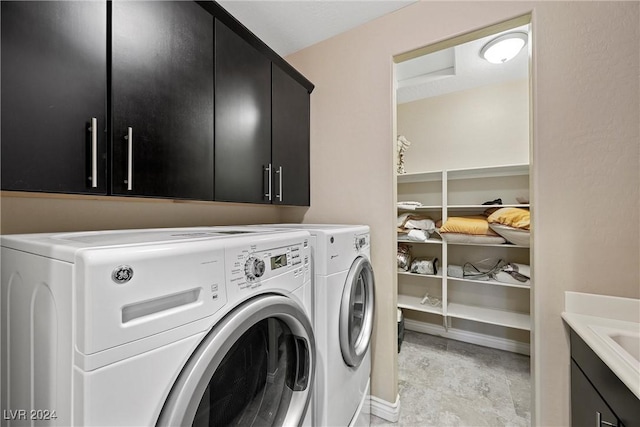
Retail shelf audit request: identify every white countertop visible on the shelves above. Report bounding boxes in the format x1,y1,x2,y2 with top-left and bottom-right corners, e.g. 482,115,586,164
562,291,640,400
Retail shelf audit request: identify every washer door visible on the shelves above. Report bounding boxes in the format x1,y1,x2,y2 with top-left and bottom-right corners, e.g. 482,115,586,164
339,256,375,368
157,295,315,427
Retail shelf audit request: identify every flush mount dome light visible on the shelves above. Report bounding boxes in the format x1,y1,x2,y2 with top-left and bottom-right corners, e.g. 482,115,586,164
480,32,528,64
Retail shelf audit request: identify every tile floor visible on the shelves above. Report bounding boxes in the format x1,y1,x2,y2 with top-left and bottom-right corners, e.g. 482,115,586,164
371,331,531,427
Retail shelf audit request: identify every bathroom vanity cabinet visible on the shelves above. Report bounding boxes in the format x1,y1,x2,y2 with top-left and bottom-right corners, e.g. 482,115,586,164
570,329,639,427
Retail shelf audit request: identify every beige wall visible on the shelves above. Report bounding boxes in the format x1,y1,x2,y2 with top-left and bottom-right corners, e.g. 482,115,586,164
0,193,290,234
397,79,529,172
285,1,639,425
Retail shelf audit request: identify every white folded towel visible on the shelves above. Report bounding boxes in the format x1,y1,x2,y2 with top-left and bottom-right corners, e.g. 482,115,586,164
397,201,422,210
407,229,428,242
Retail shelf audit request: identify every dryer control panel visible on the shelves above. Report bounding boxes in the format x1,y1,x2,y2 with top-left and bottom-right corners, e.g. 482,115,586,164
354,233,370,251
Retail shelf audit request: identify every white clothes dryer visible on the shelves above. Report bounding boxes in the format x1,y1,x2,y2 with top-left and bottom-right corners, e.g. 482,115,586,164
256,224,375,427
1,226,315,427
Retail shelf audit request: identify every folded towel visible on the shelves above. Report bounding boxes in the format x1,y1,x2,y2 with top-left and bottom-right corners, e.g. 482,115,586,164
407,229,429,242
397,201,422,210
398,214,436,233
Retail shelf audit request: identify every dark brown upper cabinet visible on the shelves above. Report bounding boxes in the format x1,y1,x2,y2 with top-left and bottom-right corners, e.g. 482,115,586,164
272,64,311,206
214,19,312,206
214,18,272,204
1,1,108,194
111,1,214,200
1,1,313,205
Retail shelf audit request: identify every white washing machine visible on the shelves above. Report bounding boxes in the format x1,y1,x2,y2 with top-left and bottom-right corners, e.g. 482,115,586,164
255,224,375,427
1,226,315,426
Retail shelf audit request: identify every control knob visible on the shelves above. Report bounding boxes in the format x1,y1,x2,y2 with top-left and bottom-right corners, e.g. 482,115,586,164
245,256,266,281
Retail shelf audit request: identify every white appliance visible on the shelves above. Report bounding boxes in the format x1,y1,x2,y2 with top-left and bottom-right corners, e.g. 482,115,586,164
1,227,315,427
255,224,375,427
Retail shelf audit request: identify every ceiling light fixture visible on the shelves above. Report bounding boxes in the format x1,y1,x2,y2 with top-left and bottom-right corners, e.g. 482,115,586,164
480,32,528,64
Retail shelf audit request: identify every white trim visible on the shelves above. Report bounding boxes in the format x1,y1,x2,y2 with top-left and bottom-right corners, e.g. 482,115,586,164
368,393,400,423
403,318,530,355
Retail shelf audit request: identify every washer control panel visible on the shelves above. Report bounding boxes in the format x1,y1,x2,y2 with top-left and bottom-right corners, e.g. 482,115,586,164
226,234,310,291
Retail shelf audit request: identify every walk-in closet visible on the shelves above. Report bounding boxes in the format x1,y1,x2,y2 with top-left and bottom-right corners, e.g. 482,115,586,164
394,18,532,356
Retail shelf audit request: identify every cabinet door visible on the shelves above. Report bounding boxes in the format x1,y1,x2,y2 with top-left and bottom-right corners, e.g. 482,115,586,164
214,19,271,204
111,1,214,199
1,1,107,194
272,64,311,206
571,361,620,427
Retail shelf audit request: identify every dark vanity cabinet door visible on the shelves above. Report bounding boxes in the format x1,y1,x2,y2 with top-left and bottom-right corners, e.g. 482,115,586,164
111,1,214,199
272,65,311,206
1,1,107,194
214,19,272,204
571,361,620,427
570,329,639,427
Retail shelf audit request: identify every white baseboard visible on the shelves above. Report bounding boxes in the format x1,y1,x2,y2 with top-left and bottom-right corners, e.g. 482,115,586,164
403,318,530,355
369,393,400,423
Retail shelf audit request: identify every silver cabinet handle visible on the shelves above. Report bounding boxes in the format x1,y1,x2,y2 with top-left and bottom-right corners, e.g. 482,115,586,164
124,127,133,191
276,166,283,202
89,117,98,188
596,411,617,427
264,164,272,201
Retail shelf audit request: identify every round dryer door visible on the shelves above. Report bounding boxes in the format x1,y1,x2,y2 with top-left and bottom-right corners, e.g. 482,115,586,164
339,256,375,368
157,295,315,427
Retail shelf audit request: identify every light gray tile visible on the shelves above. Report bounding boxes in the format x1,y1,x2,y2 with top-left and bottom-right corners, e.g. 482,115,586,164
396,381,442,427
394,332,531,427
403,330,448,351
438,393,514,426
445,339,507,371
398,342,450,389
507,373,532,421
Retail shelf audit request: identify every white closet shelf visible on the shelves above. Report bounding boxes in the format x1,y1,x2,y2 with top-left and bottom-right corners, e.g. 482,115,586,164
397,238,443,245
447,276,531,289
397,271,442,279
447,204,529,210
444,241,530,248
398,294,443,315
397,164,529,183
447,164,529,180
397,171,441,183
397,205,443,212
447,303,531,330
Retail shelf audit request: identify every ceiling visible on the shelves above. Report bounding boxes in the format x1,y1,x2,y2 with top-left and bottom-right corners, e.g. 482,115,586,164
217,1,529,104
217,0,415,57
396,24,530,104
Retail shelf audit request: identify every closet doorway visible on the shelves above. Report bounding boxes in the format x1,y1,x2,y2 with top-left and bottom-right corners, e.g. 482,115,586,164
391,14,533,425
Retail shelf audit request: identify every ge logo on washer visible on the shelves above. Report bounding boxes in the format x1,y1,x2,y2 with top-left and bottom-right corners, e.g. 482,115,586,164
112,265,134,284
